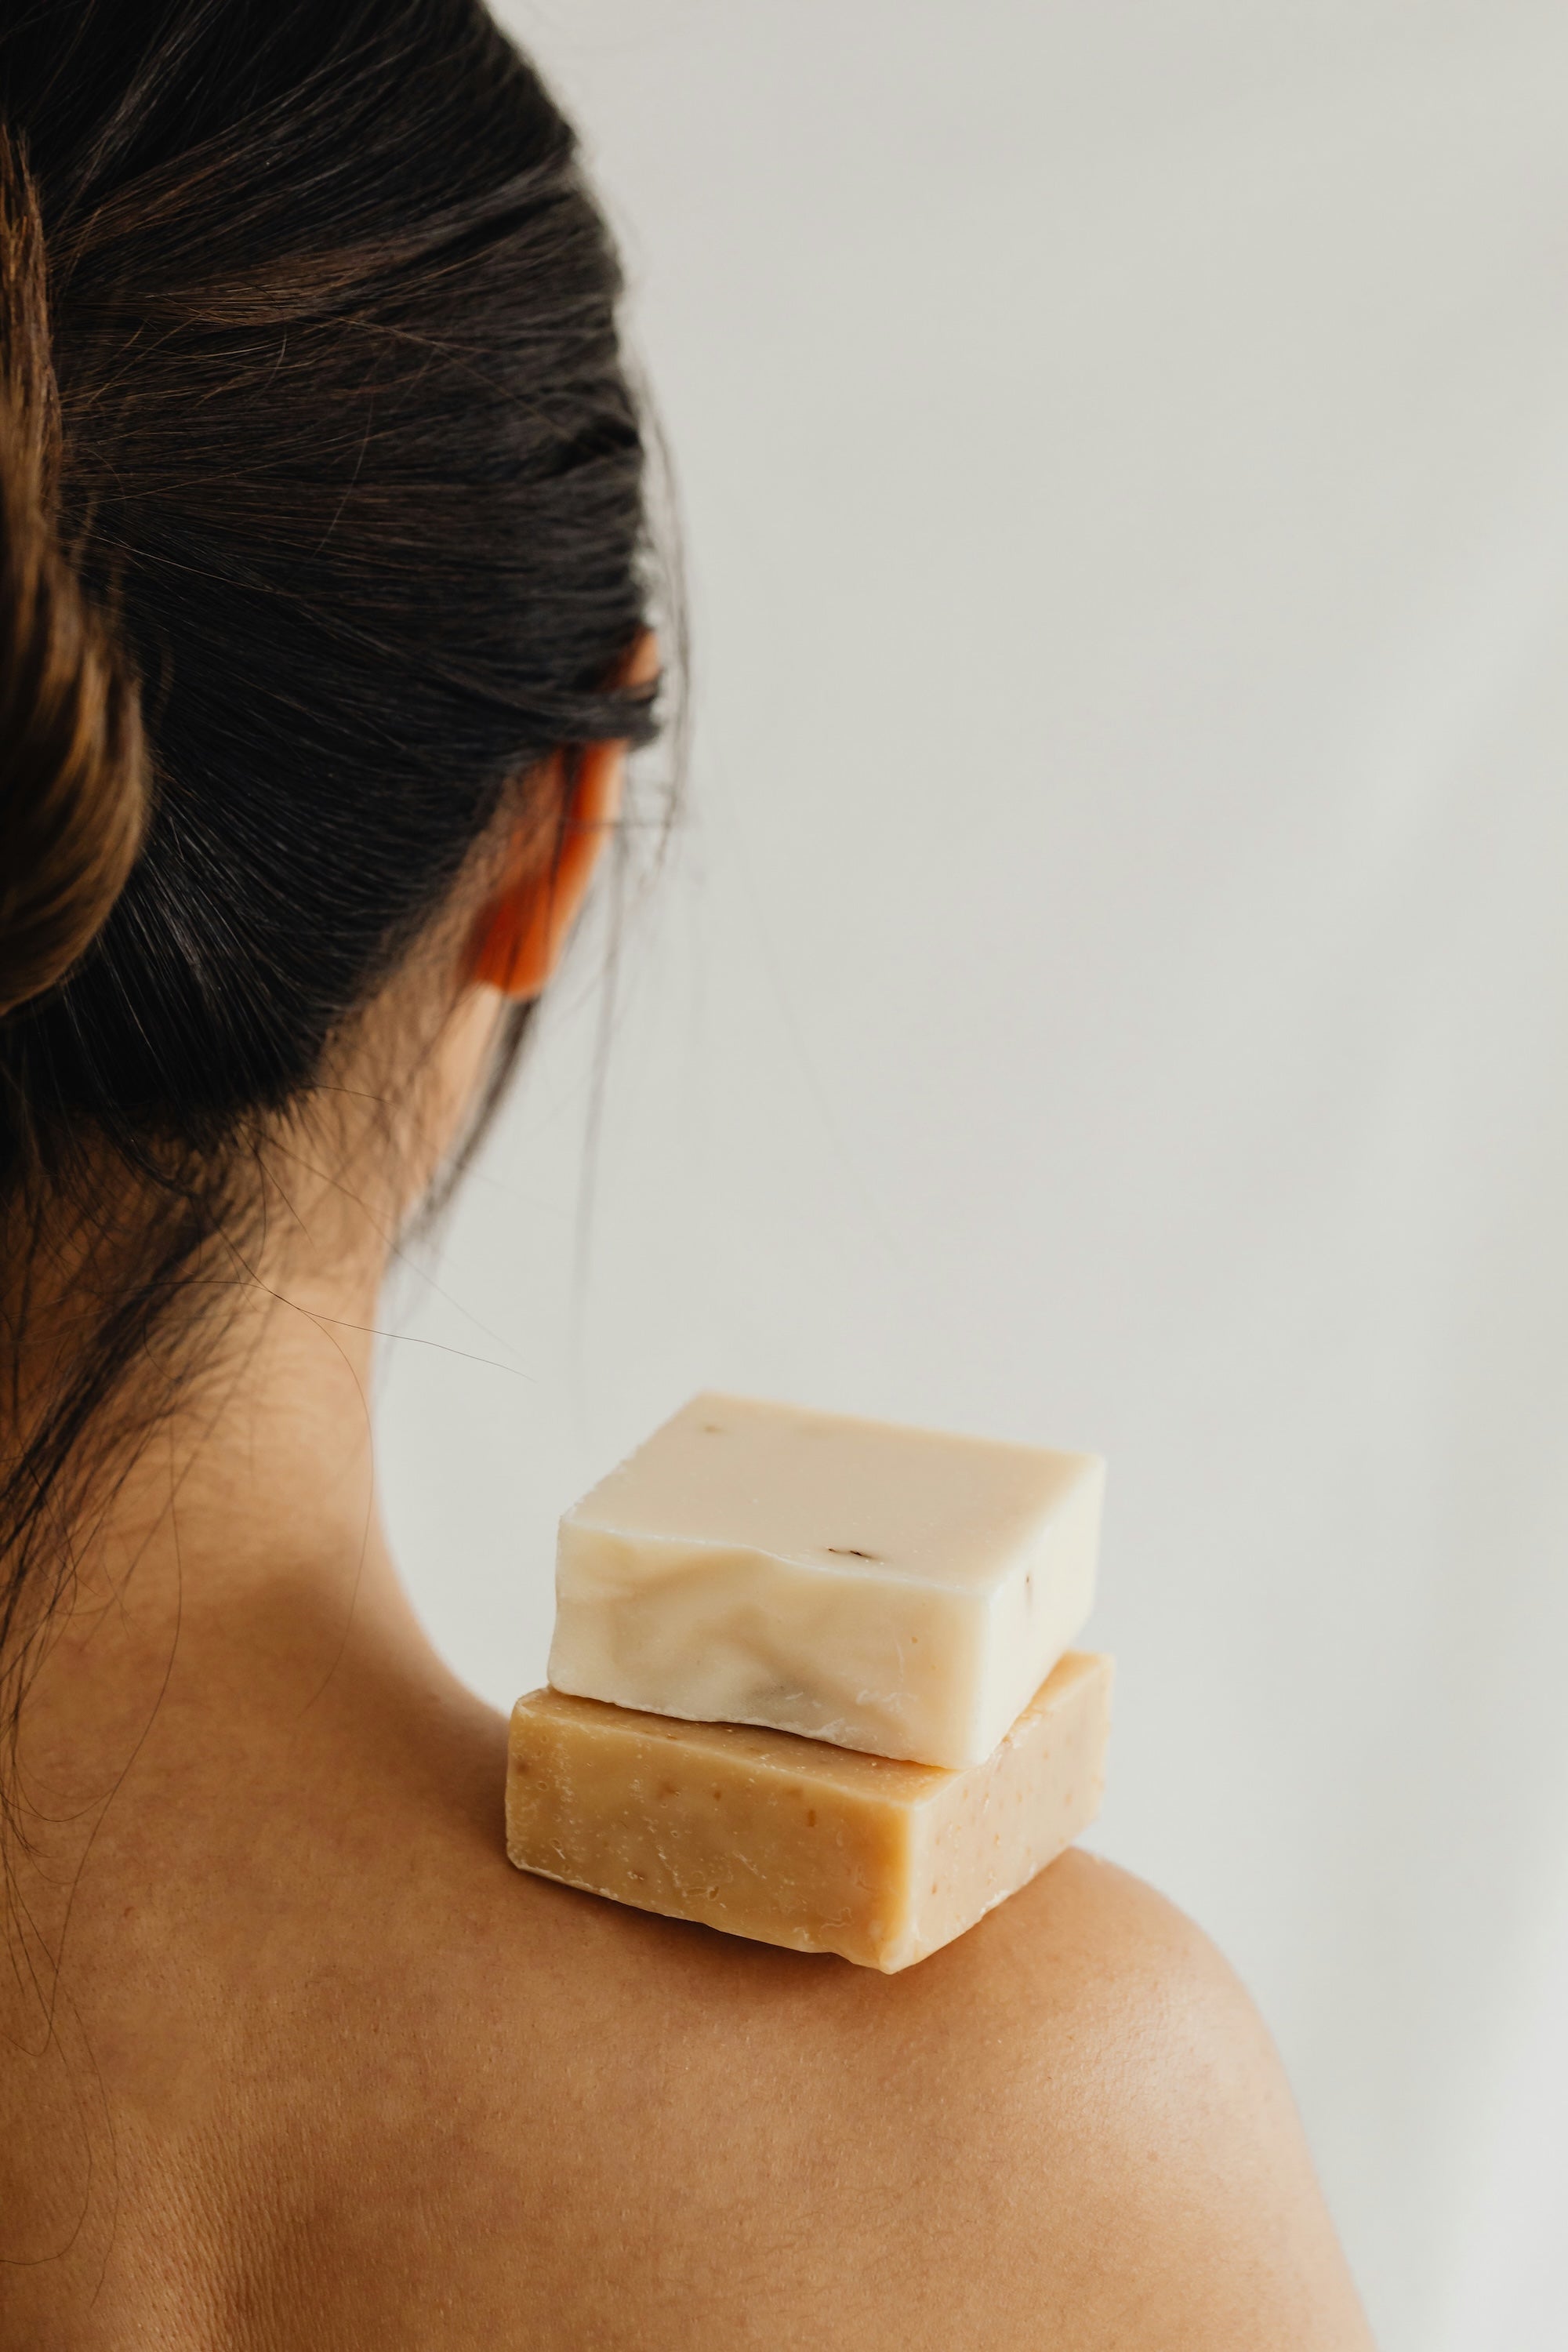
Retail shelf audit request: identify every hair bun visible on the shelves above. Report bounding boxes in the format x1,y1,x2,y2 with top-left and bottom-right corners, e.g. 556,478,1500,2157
0,128,146,1022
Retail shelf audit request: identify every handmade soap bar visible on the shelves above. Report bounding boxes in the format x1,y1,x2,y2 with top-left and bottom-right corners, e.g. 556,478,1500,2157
508,1650,1112,1972
547,1392,1104,1769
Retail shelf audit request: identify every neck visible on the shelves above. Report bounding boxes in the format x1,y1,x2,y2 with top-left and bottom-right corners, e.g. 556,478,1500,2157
0,1214,507,2099
4,1184,447,1835
1,985,508,1930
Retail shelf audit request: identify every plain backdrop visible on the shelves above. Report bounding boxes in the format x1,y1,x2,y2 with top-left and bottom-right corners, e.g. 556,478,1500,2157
376,6,1568,2345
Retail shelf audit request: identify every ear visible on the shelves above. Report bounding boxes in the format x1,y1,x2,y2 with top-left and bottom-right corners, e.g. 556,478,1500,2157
469,635,656,1000
469,738,624,999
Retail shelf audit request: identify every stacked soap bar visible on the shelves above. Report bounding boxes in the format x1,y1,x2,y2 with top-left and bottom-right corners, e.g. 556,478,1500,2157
507,1393,1112,1972
510,1656,1112,1973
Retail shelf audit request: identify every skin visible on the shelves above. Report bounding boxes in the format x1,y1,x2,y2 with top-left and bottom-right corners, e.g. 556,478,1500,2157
0,687,1376,2347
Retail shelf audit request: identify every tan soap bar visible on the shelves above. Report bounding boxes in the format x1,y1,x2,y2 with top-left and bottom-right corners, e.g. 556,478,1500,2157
507,1650,1112,1973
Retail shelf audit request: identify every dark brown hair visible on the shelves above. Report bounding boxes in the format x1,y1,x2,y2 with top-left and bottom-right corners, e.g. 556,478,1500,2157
0,1,662,1777
0,138,147,1025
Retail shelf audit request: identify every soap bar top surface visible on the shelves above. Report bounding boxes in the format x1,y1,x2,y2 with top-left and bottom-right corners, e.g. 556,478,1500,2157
547,1392,1104,1769
567,1391,1088,1588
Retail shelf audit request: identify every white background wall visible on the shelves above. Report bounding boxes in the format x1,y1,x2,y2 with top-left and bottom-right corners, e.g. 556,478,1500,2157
378,6,1568,2344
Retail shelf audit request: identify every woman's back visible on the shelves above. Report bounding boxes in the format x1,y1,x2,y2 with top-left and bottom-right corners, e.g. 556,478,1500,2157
2,1503,1369,2350
0,6,1371,2343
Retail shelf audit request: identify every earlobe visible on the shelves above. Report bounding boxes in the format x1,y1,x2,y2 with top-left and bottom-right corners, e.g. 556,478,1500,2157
470,735,626,1000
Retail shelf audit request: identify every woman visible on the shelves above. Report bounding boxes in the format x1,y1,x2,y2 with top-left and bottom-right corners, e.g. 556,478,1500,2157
0,5,1374,2343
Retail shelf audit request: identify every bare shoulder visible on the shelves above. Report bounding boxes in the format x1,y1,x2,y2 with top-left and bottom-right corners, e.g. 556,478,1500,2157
316,1773,1374,2352
27,1646,1370,2352
563,1849,1375,2352
822,1848,1376,2351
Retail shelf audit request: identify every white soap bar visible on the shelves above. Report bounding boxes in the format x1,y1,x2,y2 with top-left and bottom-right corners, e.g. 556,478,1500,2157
546,1392,1104,1769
